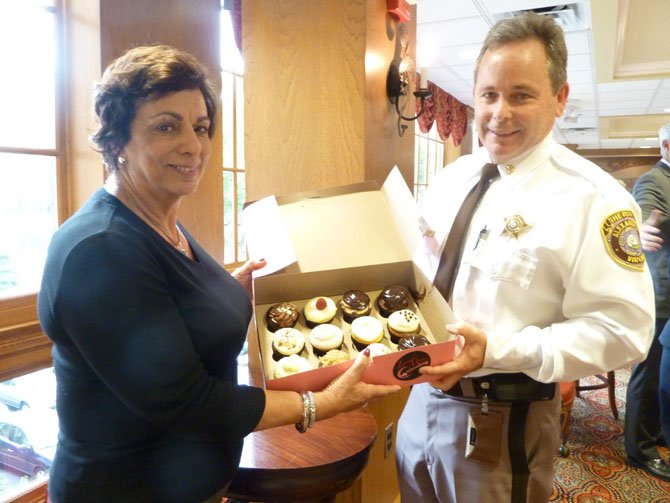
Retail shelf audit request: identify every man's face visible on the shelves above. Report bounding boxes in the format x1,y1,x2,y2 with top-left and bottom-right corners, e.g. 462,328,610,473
474,38,568,165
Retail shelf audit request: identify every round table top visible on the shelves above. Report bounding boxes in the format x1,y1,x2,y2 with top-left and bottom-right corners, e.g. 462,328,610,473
225,362,377,502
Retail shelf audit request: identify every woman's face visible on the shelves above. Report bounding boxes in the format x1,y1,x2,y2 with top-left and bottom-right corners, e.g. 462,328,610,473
121,89,211,200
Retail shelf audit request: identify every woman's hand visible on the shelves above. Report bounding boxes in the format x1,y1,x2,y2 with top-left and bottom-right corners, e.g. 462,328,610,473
418,322,487,392
231,258,266,299
315,350,401,420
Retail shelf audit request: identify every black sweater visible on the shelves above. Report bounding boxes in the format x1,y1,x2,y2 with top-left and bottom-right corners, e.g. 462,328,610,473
38,188,265,502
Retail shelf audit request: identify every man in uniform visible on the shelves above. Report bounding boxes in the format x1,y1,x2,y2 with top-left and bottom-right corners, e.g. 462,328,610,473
396,13,655,503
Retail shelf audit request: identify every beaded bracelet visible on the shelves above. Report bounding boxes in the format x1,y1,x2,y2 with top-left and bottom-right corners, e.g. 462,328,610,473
295,391,316,433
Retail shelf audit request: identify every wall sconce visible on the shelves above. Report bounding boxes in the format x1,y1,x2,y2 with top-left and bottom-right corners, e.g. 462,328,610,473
387,61,432,137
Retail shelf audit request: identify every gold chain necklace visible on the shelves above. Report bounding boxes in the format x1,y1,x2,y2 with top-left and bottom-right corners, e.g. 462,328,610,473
117,186,189,256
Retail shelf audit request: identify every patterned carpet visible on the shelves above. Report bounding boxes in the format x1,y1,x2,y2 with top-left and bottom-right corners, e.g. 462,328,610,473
551,368,670,502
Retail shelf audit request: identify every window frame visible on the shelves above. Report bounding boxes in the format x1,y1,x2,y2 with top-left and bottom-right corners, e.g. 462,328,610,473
414,122,446,204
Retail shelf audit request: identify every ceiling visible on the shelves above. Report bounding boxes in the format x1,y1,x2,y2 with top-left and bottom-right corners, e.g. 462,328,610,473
415,0,670,150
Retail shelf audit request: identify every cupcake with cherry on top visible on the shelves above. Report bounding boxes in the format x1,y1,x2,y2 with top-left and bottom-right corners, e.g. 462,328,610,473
304,296,337,328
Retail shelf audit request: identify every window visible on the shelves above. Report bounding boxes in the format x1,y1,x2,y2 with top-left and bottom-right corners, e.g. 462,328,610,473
221,7,246,267
414,122,445,204
0,0,61,300
0,368,57,501
0,1,62,501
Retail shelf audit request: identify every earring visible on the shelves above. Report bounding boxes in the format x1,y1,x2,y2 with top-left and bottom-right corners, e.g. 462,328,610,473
117,156,126,166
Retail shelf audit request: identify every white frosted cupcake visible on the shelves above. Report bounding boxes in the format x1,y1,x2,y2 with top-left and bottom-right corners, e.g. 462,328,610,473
272,328,306,360
350,316,384,350
366,342,392,358
309,323,344,355
274,354,312,378
387,309,421,343
304,296,338,327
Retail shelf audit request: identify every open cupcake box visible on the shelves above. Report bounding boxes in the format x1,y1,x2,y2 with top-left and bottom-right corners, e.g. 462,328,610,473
242,167,457,392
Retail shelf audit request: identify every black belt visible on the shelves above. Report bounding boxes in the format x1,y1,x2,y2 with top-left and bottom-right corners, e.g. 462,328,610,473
444,373,555,403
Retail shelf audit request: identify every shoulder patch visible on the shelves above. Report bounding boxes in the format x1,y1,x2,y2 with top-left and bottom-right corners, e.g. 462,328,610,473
600,210,645,271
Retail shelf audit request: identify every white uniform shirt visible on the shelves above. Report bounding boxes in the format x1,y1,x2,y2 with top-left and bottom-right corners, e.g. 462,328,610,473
415,134,655,382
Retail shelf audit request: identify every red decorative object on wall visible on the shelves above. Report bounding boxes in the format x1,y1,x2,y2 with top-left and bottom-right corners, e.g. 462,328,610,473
415,73,469,146
387,0,411,22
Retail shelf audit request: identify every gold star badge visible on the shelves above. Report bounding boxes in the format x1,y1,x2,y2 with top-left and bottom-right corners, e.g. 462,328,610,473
502,215,532,239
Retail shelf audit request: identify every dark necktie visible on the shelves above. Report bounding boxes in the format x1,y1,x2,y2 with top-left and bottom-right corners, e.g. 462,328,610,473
434,163,500,302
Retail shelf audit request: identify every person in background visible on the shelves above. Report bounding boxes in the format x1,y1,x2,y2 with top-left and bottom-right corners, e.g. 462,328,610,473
38,45,399,503
396,13,655,503
627,122,670,481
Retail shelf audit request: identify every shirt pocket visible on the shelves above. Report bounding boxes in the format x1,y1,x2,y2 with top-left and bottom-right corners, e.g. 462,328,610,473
470,247,539,291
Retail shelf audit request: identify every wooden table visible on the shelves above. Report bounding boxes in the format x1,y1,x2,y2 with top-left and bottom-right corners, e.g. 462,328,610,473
224,349,378,502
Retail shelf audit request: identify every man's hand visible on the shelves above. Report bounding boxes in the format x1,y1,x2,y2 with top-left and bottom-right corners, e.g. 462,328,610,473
640,210,664,252
419,321,487,392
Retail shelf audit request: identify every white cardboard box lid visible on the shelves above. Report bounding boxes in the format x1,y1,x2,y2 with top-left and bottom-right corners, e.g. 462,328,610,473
243,166,421,276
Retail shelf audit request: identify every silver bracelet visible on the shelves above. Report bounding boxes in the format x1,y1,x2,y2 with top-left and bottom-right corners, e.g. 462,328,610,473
306,391,316,429
295,391,316,433
295,392,310,433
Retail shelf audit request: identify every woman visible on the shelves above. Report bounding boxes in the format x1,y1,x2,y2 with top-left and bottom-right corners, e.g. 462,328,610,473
38,45,399,503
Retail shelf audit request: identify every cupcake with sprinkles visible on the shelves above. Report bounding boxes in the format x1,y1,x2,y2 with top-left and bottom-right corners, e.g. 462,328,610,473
387,309,421,344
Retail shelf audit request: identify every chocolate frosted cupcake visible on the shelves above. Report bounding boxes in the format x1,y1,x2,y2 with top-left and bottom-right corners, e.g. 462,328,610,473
396,334,431,351
266,302,299,332
340,290,372,323
376,285,411,318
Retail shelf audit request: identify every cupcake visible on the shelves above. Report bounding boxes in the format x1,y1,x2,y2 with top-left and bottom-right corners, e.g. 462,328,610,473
376,285,411,317
271,327,306,360
387,309,421,343
266,302,300,332
350,316,384,350
309,323,344,356
274,354,312,378
366,342,393,358
339,290,372,323
304,296,338,328
318,349,351,367
396,334,431,351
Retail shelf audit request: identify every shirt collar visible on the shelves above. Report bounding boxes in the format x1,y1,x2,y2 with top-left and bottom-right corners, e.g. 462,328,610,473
490,133,555,178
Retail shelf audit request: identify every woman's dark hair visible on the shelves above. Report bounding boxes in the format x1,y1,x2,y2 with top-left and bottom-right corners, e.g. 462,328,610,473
92,44,218,172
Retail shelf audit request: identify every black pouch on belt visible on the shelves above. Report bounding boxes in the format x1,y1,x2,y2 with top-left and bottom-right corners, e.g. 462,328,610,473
485,373,555,402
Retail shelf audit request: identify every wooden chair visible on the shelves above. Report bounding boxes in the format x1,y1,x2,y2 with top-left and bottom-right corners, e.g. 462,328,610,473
558,371,618,457
574,370,618,419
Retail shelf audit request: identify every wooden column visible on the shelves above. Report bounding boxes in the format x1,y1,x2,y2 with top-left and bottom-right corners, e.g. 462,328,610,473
98,0,224,261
